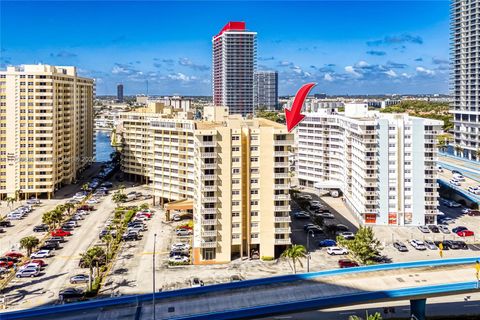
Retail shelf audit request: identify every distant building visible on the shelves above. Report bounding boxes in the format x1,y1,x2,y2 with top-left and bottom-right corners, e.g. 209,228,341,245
296,103,443,226
0,65,94,199
367,99,401,109
314,93,327,99
451,0,480,160
135,95,148,105
117,104,293,263
212,22,257,116
117,84,124,102
254,71,278,110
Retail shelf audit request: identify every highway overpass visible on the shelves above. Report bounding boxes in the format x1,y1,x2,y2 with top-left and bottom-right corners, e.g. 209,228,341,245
1,258,480,320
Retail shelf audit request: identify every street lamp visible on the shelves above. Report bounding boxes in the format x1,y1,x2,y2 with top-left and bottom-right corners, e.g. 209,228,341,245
306,230,315,272
153,233,157,320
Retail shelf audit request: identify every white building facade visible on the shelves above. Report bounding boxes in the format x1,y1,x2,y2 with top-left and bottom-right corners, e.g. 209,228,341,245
253,71,278,111
296,104,442,226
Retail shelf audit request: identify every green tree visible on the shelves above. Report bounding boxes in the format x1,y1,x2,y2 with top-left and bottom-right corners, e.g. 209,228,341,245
348,312,382,320
64,202,75,215
337,226,382,265
43,209,64,230
281,245,307,274
20,236,40,256
15,189,22,201
81,183,90,192
5,196,15,210
454,144,463,156
81,246,106,291
101,233,113,264
139,203,149,210
112,192,127,206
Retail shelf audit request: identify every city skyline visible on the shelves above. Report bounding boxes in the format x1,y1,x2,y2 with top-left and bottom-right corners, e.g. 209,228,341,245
1,1,449,96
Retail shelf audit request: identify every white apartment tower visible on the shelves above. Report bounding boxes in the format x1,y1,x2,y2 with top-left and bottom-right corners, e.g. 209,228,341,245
254,71,278,111
296,104,442,226
212,22,257,116
0,65,94,199
451,0,480,159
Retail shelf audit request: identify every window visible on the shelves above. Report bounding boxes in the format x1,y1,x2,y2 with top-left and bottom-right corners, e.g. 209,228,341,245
251,200,258,206
251,233,259,239
232,135,240,141
232,212,240,217
251,222,258,228
232,168,240,174
232,190,240,195
251,211,258,217
232,223,240,229
232,157,240,163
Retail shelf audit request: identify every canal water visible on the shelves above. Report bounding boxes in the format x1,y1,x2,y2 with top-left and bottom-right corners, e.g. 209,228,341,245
95,130,114,162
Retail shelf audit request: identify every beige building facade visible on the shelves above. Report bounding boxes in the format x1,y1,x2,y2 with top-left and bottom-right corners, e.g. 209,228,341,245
117,105,293,263
0,65,94,199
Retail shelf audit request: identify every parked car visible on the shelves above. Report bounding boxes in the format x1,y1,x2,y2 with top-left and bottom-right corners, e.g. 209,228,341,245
61,225,74,232
0,221,12,227
26,259,46,267
86,198,99,205
176,229,193,236
326,247,348,255
305,225,323,234
293,211,310,219
30,250,51,259
393,241,408,252
438,225,450,234
0,256,18,264
453,173,465,181
26,198,41,205
33,224,49,232
122,231,140,241
439,217,454,224
170,250,189,257
468,186,480,194
315,211,335,219
337,232,355,240
424,240,437,250
51,229,71,237
70,274,90,284
418,226,430,233
4,251,23,259
49,236,65,243
169,255,189,263
20,263,41,271
318,239,337,247
16,269,40,278
172,214,181,221
171,243,191,251
442,240,460,250
190,277,204,287
452,240,468,249
450,179,461,186
409,239,427,250
452,226,468,233
78,205,94,211
0,261,13,268
59,287,84,299
457,230,474,237
40,242,59,250
467,210,480,217
427,225,439,233
338,259,359,268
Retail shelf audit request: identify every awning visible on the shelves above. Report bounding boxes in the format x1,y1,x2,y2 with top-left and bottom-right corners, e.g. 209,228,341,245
164,199,193,211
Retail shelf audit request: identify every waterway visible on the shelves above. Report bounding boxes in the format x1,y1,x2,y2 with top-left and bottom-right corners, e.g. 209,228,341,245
95,130,114,162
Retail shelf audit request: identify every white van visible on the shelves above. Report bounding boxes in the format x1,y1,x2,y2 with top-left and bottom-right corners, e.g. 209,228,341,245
453,173,465,181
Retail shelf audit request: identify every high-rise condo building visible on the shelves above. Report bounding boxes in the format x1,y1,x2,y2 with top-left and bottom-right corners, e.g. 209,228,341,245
117,84,124,102
0,65,94,199
254,71,278,111
117,104,293,263
451,0,480,159
212,22,257,116
296,103,442,226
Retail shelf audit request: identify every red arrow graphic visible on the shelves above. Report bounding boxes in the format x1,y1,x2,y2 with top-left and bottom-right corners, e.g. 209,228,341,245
285,82,316,132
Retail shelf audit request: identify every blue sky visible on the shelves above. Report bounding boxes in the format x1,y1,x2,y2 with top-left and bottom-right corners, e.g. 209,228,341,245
1,1,450,95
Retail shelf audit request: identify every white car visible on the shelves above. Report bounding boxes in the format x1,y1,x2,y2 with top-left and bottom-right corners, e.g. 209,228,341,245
7,213,23,220
30,250,51,259
176,229,193,236
26,198,41,205
462,208,471,214
440,217,454,224
468,187,480,195
453,174,465,181
438,225,450,234
172,214,181,221
171,243,191,251
86,198,99,205
417,226,430,233
326,247,348,255
169,255,189,263
409,240,427,251
337,232,355,240
450,179,461,186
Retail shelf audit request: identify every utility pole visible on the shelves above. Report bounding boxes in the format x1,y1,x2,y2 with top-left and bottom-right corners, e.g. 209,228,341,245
153,233,157,320
307,230,314,272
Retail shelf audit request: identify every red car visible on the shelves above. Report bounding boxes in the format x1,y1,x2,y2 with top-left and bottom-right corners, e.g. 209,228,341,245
468,210,480,217
27,259,46,267
457,230,474,237
0,261,14,268
177,225,193,230
136,212,152,218
78,205,94,211
338,259,359,268
51,229,72,237
4,252,24,258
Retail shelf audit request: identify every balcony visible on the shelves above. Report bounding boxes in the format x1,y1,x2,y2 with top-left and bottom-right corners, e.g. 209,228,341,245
202,174,217,181
202,185,216,192
201,219,217,226
274,151,289,157
274,162,289,168
274,206,290,212
200,152,216,158
274,140,292,146
274,216,291,223
202,208,217,214
274,228,290,234
274,194,290,201
274,173,289,179
200,241,217,248
202,197,217,203
274,184,290,190
201,163,217,169
201,230,217,237
198,140,217,147
275,238,291,245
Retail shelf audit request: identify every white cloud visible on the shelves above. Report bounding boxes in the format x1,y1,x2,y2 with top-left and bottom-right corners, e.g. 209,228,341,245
416,66,435,76
384,70,397,77
356,60,369,68
167,73,197,82
344,66,361,77
401,72,412,79
324,73,334,82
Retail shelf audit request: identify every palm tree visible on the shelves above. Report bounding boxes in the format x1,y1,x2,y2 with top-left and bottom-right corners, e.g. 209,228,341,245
20,236,40,256
454,144,463,157
281,245,307,274
118,184,126,194
437,140,447,153
139,203,149,210
81,183,90,193
475,149,480,161
5,196,15,210
15,189,22,201
82,246,106,291
101,233,113,264
349,312,383,320
64,202,75,215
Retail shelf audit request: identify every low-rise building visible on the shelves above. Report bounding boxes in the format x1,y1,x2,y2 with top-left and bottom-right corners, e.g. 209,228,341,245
296,103,442,226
